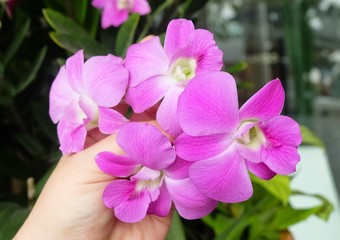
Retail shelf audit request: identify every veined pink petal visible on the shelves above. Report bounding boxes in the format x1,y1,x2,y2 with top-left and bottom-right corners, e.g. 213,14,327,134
237,144,263,164
165,177,218,219
147,184,172,217
189,149,253,202
98,107,129,134
175,133,232,161
239,79,285,121
246,161,276,180
132,167,161,181
65,50,84,92
260,116,302,147
49,66,78,123
125,75,172,113
178,72,239,136
262,145,300,175
156,85,184,138
132,0,151,15
164,19,195,58
116,122,176,170
78,95,98,120
164,157,192,180
103,180,151,223
170,29,223,73
57,119,87,154
95,151,139,177
125,37,170,87
83,54,128,107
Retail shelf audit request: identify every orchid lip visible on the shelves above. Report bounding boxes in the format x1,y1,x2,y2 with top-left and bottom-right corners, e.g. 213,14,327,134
117,0,133,10
234,121,266,150
169,57,197,83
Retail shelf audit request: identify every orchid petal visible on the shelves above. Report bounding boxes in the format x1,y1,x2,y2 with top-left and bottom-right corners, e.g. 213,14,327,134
165,177,217,219
164,19,195,58
178,72,239,136
164,157,192,180
262,145,300,175
95,151,138,177
125,75,172,113
170,29,223,73
239,79,285,121
117,122,176,170
83,54,128,107
49,66,77,123
57,119,87,154
156,85,184,138
132,0,151,15
147,184,172,217
98,107,128,134
103,180,151,223
246,161,276,180
102,4,128,28
261,116,302,147
189,149,253,202
65,50,84,92
125,37,170,87
175,133,232,161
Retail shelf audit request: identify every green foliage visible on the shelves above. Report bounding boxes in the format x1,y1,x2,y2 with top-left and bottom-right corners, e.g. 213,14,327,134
166,211,186,240
300,125,325,148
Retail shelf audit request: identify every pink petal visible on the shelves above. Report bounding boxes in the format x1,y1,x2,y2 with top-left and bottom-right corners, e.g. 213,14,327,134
170,29,223,73
101,3,129,28
103,180,151,223
132,167,161,181
125,75,172,113
262,145,300,175
125,37,170,87
117,122,176,170
95,151,138,177
178,72,239,136
189,149,253,202
260,116,302,147
156,85,184,138
239,79,285,121
65,50,84,92
147,184,172,217
92,0,108,8
78,95,98,120
98,107,129,134
57,119,87,154
164,19,195,58
246,161,276,180
165,177,217,219
175,133,232,161
49,66,78,123
237,144,262,164
164,157,192,180
83,54,128,107
132,0,151,15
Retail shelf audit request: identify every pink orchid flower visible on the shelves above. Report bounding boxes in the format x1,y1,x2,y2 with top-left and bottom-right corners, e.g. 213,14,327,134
125,19,223,137
92,0,151,28
175,72,302,203
49,50,129,154
95,122,217,223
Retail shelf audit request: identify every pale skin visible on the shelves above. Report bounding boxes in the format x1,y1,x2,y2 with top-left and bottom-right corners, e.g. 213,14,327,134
15,128,173,240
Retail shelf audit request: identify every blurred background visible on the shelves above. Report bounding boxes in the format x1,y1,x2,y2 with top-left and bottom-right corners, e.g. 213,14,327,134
0,0,339,239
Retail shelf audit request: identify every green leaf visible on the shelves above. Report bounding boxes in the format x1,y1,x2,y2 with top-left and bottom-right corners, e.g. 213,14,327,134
300,125,325,148
203,214,234,235
0,208,30,240
3,19,31,68
271,205,321,230
50,32,109,58
226,61,248,74
251,175,291,205
72,0,88,25
14,46,47,95
115,14,140,57
13,133,45,156
166,211,186,240
43,8,109,57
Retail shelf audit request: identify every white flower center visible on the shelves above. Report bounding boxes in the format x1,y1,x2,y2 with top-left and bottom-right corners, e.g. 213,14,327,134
170,58,197,83
117,0,133,10
135,168,164,193
235,121,266,150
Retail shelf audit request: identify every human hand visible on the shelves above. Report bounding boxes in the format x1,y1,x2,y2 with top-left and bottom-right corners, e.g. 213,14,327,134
15,128,173,240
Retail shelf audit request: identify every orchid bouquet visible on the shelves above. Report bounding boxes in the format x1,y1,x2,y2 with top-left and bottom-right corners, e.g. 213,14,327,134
0,0,334,239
